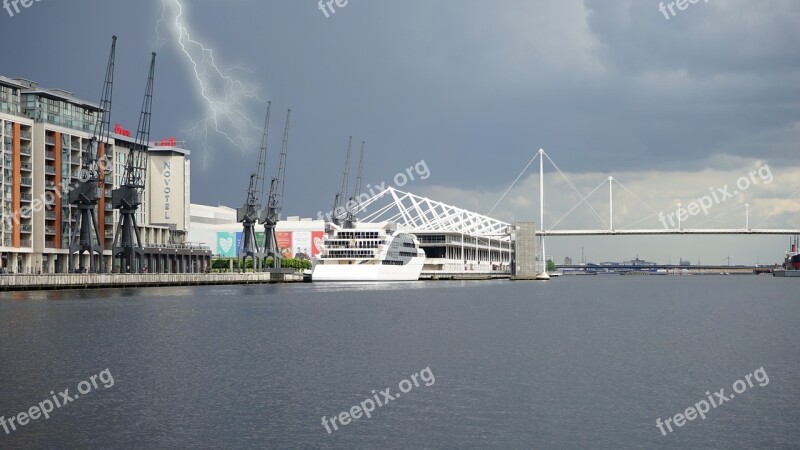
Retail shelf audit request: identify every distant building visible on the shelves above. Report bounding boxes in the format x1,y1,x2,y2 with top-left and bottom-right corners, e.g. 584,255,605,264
187,203,324,258
679,258,691,266
564,256,573,265
623,256,656,266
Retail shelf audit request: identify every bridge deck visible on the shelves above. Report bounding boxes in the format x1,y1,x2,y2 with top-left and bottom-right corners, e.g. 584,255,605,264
543,229,800,236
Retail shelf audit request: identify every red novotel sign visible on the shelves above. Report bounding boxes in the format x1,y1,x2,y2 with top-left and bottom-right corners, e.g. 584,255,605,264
113,124,131,137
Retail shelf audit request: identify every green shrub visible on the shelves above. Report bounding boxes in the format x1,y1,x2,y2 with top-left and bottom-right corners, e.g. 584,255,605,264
210,256,311,271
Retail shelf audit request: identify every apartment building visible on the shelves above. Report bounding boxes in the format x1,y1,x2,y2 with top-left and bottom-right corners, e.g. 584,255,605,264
0,75,209,273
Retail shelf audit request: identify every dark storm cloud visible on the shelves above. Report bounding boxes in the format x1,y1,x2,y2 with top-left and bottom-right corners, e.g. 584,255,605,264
581,0,800,165
1,0,797,220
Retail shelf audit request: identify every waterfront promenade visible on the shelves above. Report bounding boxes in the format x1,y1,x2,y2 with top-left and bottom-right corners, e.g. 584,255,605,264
0,271,302,291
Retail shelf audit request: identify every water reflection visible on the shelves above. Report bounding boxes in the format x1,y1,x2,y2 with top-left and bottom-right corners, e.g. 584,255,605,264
0,279,505,301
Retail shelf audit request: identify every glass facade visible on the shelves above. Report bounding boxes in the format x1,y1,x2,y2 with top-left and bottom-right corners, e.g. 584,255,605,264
0,84,21,115
23,93,99,133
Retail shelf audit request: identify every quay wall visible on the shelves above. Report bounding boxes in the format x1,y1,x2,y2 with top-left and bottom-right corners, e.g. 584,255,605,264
0,272,301,291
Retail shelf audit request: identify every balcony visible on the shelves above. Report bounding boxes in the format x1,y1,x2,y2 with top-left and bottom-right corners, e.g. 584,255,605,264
45,150,55,160
20,130,32,141
104,230,114,238
19,239,32,247
105,217,114,225
20,225,32,233
45,241,58,249
19,146,32,156
45,211,57,220
105,204,113,211
20,177,32,186
45,166,56,175
20,162,32,172
44,135,55,146
45,226,56,235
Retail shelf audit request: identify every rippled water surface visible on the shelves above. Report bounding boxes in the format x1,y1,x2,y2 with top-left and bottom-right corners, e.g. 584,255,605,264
1,276,798,448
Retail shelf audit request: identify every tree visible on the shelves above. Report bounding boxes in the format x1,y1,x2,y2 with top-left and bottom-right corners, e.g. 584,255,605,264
546,259,556,272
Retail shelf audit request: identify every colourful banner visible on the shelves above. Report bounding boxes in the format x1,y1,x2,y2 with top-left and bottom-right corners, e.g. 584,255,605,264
235,232,243,256
255,231,265,249
217,232,236,257
277,231,293,259
311,231,325,257
292,231,311,260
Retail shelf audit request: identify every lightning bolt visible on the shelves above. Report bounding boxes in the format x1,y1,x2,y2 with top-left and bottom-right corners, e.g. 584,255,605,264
155,0,267,168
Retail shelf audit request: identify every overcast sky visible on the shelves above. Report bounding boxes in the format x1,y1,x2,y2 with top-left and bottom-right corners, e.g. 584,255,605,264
2,0,798,264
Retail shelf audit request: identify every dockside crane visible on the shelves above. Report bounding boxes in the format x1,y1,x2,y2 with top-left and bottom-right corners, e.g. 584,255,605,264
343,141,365,228
111,52,156,273
68,35,117,273
237,101,271,271
260,109,291,270
330,136,353,226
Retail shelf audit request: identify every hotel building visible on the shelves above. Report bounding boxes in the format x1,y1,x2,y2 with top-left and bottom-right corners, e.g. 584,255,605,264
0,75,210,273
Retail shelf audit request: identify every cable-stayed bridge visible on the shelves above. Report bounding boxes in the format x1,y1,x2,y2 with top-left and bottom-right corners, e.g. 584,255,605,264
343,149,797,278
348,149,799,238
488,149,800,238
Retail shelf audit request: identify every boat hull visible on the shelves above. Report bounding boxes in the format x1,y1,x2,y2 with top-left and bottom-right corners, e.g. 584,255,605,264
311,258,424,282
773,269,800,278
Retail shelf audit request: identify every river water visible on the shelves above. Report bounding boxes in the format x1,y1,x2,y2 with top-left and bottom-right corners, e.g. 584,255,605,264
0,276,798,449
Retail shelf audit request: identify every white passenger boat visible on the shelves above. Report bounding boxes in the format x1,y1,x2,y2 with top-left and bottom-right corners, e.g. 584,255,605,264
311,222,425,281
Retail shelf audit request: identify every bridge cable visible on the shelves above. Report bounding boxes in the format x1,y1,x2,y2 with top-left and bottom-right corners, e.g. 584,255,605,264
487,152,539,216
619,210,663,230
752,185,800,229
548,179,607,230
612,178,661,215
692,203,746,228
540,151,608,230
